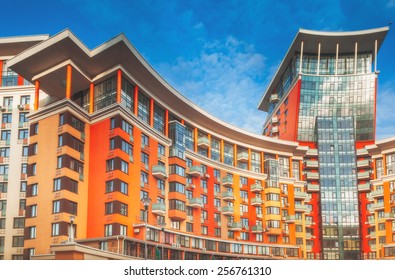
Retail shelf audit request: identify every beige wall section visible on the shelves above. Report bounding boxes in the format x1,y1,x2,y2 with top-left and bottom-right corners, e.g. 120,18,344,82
0,86,36,259
25,106,89,256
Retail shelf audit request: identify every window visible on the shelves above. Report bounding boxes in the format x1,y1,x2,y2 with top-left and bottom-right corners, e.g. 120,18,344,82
3,97,13,107
0,182,7,193
140,171,148,185
13,218,25,229
1,130,11,140
141,152,149,164
19,112,28,123
158,144,165,156
22,146,28,156
0,147,9,157
53,201,60,213
141,134,149,147
52,223,60,236
30,205,37,217
20,181,27,192
170,220,180,230
2,113,12,123
12,236,24,247
106,159,114,171
20,95,30,105
21,163,28,174
121,160,128,173
0,218,5,229
18,129,28,139
29,226,36,239
201,226,208,235
186,223,193,232
122,120,133,135
105,224,113,236
0,165,9,175
54,178,61,191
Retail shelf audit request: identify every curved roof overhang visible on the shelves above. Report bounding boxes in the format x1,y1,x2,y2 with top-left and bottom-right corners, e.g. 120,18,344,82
0,35,49,57
258,26,389,112
7,29,302,154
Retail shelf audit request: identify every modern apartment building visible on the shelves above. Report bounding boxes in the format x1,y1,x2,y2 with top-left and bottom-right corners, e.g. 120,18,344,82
260,27,393,259
0,35,48,259
0,26,393,260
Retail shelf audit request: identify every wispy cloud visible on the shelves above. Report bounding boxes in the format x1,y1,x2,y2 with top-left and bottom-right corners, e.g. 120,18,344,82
156,36,268,134
376,82,395,139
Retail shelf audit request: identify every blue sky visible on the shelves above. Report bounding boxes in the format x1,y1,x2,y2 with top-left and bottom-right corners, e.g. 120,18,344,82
2,0,395,139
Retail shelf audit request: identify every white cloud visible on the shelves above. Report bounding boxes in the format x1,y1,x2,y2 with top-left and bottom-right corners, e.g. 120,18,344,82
156,36,268,134
376,82,395,139
387,0,395,8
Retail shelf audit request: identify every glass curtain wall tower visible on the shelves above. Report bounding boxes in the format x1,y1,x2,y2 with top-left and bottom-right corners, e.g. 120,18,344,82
259,27,389,260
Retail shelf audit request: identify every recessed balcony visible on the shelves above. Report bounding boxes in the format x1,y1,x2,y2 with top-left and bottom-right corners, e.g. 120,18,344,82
250,183,263,193
187,165,203,177
272,126,279,133
197,136,210,148
152,165,167,179
221,176,233,187
384,213,395,221
295,204,309,213
356,148,369,156
285,215,296,223
305,149,318,157
152,203,166,215
271,116,278,124
370,202,384,212
237,152,249,162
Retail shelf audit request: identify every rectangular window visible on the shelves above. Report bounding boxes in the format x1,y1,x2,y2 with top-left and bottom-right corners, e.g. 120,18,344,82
12,236,24,247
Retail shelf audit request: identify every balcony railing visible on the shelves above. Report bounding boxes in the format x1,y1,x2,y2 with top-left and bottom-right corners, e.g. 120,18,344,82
252,225,263,233
187,165,203,177
222,206,234,215
250,183,262,193
188,198,203,208
294,191,308,200
370,189,384,198
152,165,167,179
358,183,371,192
152,203,166,215
228,222,242,231
221,191,235,201
306,184,320,192
237,152,249,162
197,137,210,148
221,176,233,187
251,197,263,206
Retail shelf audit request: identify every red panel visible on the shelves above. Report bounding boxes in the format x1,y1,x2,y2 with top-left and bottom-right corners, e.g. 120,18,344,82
278,79,301,141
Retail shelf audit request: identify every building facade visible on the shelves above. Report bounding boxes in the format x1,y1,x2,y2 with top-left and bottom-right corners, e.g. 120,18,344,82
260,27,394,259
0,27,393,260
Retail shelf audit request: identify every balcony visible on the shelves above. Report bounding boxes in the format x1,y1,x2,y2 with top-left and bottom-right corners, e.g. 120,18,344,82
197,136,210,148
221,176,233,187
152,203,166,215
295,204,309,213
228,222,242,231
188,198,203,208
306,184,320,192
370,202,384,212
370,244,376,251
251,197,263,206
366,218,375,226
384,213,395,221
356,148,369,156
357,159,372,168
237,152,249,162
358,182,371,192
306,245,313,251
152,165,167,179
304,160,319,169
272,126,279,133
271,116,278,124
304,172,319,180
305,149,318,157
370,189,384,198
357,171,372,180
266,228,282,235
222,206,234,215
252,225,263,233
250,183,263,193
221,191,235,201
269,93,279,103
294,191,308,200
187,165,203,177
0,139,10,146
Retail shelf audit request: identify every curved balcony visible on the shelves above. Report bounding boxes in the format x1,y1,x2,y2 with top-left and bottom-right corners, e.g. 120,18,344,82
250,183,263,193
188,198,203,208
222,206,234,216
221,191,235,201
221,177,233,187
251,197,263,206
252,225,263,233
187,165,203,177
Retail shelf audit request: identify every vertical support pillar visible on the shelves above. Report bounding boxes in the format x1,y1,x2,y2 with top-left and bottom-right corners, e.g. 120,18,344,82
133,85,139,115
335,43,339,75
66,64,72,99
165,109,169,137
207,134,211,159
354,42,358,74
317,43,321,75
181,120,185,125
17,75,24,86
374,39,378,72
233,144,237,167
34,80,40,111
117,69,122,104
194,128,198,152
89,82,94,114
149,98,154,127
299,41,304,74
299,160,303,182
248,149,252,171
220,140,224,163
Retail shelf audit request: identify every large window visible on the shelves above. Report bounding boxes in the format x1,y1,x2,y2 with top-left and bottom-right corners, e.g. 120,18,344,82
138,92,150,124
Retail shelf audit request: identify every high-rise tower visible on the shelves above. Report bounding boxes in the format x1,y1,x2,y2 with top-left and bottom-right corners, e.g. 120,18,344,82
259,27,389,259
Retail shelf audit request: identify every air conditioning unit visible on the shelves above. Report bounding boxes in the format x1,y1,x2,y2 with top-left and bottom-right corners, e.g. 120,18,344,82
171,243,177,247
202,248,206,251
227,223,232,226
204,173,210,179
285,203,290,207
190,184,195,189
176,244,181,248
18,105,24,110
